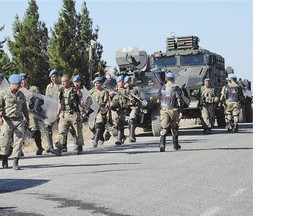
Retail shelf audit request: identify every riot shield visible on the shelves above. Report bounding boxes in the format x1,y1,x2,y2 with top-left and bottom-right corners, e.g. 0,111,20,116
81,86,100,123
0,78,9,91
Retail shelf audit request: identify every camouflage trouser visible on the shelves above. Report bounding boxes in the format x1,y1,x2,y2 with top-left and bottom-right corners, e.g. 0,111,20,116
225,102,240,125
111,109,126,127
29,114,40,131
201,103,215,129
89,111,105,131
56,112,84,148
0,117,25,158
128,106,138,123
160,108,179,138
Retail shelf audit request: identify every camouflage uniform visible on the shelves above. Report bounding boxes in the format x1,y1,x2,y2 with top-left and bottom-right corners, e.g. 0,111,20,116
198,85,217,133
0,87,27,168
159,80,183,152
223,81,244,132
125,85,140,142
89,87,108,147
45,82,61,152
54,87,84,155
110,87,128,145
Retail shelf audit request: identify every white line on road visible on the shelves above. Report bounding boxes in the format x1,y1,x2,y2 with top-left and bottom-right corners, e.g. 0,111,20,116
230,188,247,197
199,206,221,216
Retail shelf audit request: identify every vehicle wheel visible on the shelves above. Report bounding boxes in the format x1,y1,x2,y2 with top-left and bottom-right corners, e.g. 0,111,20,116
216,106,226,127
151,106,161,136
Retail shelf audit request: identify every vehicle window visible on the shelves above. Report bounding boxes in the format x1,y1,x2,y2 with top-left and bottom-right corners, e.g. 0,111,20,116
155,56,177,67
181,54,204,66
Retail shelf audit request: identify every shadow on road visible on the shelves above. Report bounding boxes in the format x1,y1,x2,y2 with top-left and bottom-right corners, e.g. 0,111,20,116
0,179,49,194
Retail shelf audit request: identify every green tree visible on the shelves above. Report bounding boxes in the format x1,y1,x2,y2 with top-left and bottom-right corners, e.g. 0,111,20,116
7,0,49,92
49,0,80,78
0,25,12,74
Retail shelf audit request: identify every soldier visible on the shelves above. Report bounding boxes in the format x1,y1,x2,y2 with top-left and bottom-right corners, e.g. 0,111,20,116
124,76,140,142
20,73,44,155
109,75,128,145
159,72,183,152
197,78,218,134
44,69,61,153
222,75,244,132
51,74,85,156
89,77,109,147
0,74,29,170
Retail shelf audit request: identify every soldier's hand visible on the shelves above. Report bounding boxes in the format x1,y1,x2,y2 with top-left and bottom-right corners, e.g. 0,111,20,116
179,112,183,120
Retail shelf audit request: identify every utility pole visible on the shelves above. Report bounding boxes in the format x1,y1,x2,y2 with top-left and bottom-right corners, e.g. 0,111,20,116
88,39,97,88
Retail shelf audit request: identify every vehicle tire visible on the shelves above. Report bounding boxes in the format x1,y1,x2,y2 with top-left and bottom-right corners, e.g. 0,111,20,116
245,97,253,123
216,106,226,127
151,106,161,137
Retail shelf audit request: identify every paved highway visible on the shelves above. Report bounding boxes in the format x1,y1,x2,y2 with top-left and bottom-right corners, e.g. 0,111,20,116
0,123,253,216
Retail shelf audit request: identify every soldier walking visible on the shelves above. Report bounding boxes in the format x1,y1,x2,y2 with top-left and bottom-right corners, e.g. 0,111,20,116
197,78,218,134
44,69,61,153
0,74,29,170
89,77,109,147
124,76,140,143
109,75,128,145
221,76,244,132
159,72,183,152
20,73,44,155
51,74,85,156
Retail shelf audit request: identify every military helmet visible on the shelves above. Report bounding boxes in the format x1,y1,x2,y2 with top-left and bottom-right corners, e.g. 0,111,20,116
93,77,102,84
9,74,22,84
49,69,58,77
73,74,82,82
124,76,131,84
165,71,175,79
116,75,124,82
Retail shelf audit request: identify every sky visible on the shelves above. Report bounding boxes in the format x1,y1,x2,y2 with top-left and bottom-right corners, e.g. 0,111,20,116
0,0,253,83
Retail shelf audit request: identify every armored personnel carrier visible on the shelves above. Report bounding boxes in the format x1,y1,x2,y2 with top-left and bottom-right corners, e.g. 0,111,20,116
108,47,163,136
150,35,234,126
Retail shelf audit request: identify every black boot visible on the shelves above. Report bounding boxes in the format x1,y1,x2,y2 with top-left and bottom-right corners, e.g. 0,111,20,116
50,146,62,156
233,123,239,132
33,130,43,155
159,135,166,152
115,125,125,145
76,145,83,155
129,123,136,142
13,158,20,170
93,128,100,147
2,155,8,169
45,125,54,153
173,135,181,150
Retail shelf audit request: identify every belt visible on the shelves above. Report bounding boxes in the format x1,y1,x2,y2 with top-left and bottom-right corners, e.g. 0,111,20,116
3,116,23,121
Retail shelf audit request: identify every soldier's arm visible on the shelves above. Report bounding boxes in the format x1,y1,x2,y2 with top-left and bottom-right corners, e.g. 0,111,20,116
56,102,62,119
45,84,49,96
22,97,30,129
0,93,4,125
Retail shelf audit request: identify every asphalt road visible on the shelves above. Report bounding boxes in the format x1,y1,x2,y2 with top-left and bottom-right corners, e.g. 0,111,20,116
0,123,253,216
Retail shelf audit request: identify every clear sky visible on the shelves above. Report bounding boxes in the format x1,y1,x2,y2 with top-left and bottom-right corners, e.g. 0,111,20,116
0,0,253,82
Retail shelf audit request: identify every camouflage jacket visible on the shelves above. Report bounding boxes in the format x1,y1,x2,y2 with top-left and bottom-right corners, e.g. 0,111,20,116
45,83,61,99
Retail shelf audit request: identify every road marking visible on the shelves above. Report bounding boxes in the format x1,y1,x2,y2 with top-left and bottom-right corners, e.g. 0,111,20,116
230,188,247,197
200,207,221,216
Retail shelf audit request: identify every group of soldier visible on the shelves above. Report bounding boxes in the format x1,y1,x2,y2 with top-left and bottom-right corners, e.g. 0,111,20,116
0,69,244,170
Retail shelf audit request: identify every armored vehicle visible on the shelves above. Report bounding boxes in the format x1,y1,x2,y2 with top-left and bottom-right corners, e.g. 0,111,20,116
106,47,163,136
150,35,233,126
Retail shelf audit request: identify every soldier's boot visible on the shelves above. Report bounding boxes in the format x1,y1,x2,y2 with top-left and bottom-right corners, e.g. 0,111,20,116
34,130,43,155
45,125,54,153
76,145,83,155
104,131,111,141
115,127,124,145
226,122,233,132
159,135,166,152
93,128,100,148
129,123,136,143
13,158,21,170
50,144,62,156
2,155,8,169
233,123,239,132
173,135,181,151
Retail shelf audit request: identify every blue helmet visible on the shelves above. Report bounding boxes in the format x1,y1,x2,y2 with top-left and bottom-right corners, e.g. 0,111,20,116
49,69,58,77
8,74,22,84
204,78,211,82
165,71,175,79
93,77,102,84
116,75,124,82
0,72,4,79
73,75,82,82
19,72,29,79
124,76,131,84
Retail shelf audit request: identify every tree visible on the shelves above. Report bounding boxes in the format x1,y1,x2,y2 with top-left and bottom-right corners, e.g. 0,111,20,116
49,0,80,78
0,25,12,74
7,0,49,92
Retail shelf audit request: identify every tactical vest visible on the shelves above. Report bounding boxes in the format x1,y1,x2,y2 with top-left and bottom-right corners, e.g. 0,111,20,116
59,87,81,113
160,86,178,109
226,85,240,102
200,86,215,104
